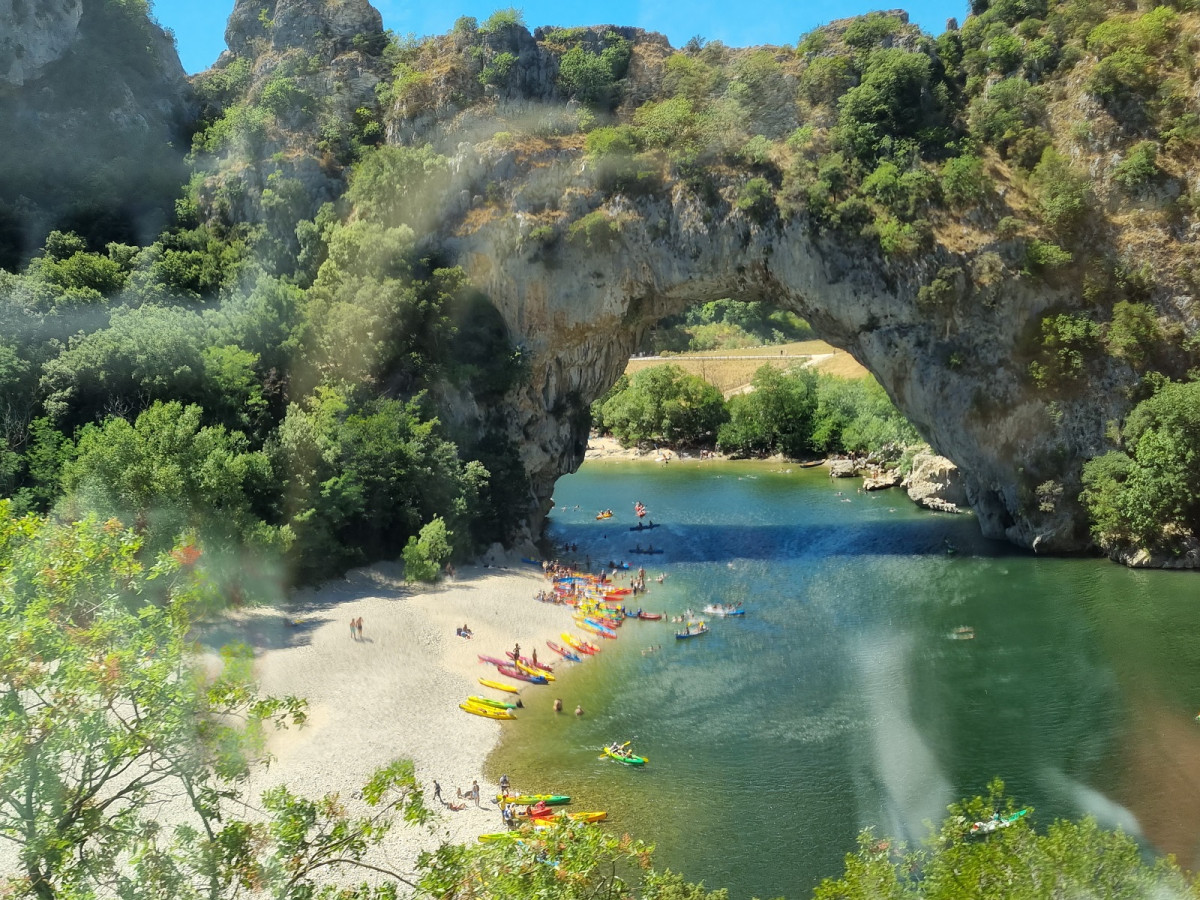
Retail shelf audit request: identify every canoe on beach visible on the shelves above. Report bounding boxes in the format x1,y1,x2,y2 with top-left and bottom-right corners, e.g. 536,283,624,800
459,701,516,720
546,641,581,662
478,677,520,694
497,665,548,684
467,695,518,710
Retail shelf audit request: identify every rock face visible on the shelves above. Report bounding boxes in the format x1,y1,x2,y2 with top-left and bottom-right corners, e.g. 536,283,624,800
0,0,83,88
0,0,191,262
903,452,967,514
405,131,1126,554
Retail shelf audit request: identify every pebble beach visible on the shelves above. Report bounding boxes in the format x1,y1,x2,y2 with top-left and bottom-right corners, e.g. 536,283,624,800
198,557,583,877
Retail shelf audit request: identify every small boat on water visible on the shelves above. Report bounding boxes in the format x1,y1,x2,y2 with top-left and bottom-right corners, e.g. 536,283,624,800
602,743,648,766
596,510,614,520
675,624,709,639
561,633,600,654
478,678,520,694
629,522,660,531
968,808,1029,836
546,640,581,662
637,611,664,621
530,810,608,824
496,793,571,806
460,701,516,720
628,547,664,555
702,604,745,617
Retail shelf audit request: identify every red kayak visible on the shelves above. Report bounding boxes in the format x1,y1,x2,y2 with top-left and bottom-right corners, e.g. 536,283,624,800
507,651,553,673
497,665,547,684
478,655,510,666
637,612,664,621
546,641,582,661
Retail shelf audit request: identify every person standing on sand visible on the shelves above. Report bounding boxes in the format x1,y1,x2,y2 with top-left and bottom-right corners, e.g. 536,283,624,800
433,780,443,805
513,642,520,661
355,617,363,640
471,780,481,806
499,774,510,795
350,618,357,640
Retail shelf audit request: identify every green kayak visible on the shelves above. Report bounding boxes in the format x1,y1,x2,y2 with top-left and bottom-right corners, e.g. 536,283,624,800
496,793,571,805
602,746,648,766
468,695,518,710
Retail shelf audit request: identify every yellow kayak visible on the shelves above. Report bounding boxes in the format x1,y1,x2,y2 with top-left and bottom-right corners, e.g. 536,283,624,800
528,810,607,824
460,701,516,720
514,659,555,681
479,678,520,694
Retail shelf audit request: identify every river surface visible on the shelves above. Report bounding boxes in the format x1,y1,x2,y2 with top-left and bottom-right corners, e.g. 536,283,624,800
488,461,1200,899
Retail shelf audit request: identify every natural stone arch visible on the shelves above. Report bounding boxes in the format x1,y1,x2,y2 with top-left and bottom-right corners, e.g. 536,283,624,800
414,134,1125,556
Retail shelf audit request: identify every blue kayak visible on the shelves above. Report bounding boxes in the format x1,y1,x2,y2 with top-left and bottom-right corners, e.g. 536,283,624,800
675,626,709,639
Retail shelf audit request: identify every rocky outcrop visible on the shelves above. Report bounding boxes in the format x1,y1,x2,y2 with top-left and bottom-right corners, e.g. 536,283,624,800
0,0,192,263
863,469,903,491
392,127,1127,554
195,0,390,232
0,0,83,88
903,452,967,513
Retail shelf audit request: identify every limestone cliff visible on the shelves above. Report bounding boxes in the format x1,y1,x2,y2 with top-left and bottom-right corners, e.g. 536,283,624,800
0,0,191,265
369,15,1200,559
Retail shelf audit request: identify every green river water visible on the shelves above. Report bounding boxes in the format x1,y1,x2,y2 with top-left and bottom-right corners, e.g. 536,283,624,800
488,461,1200,899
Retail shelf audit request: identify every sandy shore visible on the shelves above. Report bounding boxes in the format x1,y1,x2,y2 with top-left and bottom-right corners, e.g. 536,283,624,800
584,434,720,463
196,556,582,879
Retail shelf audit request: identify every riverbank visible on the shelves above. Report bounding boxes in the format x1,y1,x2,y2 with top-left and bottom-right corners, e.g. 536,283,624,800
195,557,581,876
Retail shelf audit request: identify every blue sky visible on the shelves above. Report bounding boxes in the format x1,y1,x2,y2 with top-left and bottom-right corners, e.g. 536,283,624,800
154,1,968,74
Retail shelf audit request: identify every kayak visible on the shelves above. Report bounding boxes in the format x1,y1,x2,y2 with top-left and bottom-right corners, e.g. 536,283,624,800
467,695,518,710
478,831,524,843
969,808,1030,835
580,618,617,638
595,511,613,519
478,678,520,694
478,655,511,666
702,605,745,617
497,664,547,684
497,793,571,806
602,745,648,766
638,612,663,621
561,633,600,654
514,659,555,681
546,641,581,662
460,702,516,720
531,810,607,824
509,652,554,673
675,626,709,639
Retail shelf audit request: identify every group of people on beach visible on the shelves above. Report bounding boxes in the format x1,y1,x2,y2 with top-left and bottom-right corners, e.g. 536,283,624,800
431,779,480,811
348,617,364,640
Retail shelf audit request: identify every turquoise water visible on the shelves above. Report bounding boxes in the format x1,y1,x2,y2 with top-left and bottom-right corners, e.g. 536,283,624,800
489,461,1200,899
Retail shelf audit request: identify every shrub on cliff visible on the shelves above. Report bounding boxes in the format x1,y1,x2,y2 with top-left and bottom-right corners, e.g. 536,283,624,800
1081,379,1200,554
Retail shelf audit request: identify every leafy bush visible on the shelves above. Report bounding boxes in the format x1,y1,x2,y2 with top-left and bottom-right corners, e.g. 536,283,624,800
1112,140,1159,191
479,51,518,87
1081,379,1200,553
478,8,524,34
594,364,728,447
735,177,775,223
1105,300,1161,366
402,516,452,582
1030,147,1092,237
1028,312,1101,387
567,210,620,250
941,154,990,205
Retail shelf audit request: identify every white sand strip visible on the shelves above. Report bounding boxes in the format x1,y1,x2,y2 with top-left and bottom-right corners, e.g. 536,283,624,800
207,557,579,872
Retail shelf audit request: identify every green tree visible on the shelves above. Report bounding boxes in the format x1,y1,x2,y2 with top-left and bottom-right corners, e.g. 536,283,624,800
0,507,306,899
402,515,452,582
62,401,285,563
1081,379,1200,554
596,365,727,447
